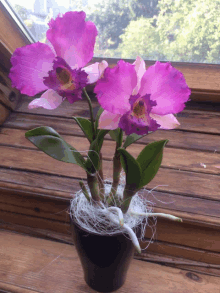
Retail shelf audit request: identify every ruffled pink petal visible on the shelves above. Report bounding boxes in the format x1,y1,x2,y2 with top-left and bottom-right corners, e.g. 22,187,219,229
138,61,191,115
98,110,121,130
132,56,146,95
28,89,64,110
83,60,108,84
46,11,97,68
94,60,137,115
150,113,180,129
9,42,55,96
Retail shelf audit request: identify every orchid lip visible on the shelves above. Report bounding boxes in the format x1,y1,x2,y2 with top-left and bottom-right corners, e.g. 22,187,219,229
43,56,88,103
130,98,148,123
55,66,75,90
56,67,63,74
118,93,160,135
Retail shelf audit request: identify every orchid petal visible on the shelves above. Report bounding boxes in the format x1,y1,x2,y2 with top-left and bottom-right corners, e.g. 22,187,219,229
9,42,55,96
94,60,137,115
132,56,146,95
98,110,121,130
46,11,97,68
28,89,64,110
139,61,191,115
150,113,180,129
83,60,108,84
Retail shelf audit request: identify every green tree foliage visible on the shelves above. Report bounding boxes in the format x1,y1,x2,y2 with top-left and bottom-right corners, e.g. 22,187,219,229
118,17,164,60
118,0,220,63
87,0,159,52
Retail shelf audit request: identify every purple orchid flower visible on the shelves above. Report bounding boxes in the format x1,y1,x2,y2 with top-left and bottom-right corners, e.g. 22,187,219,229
9,11,108,110
94,56,191,135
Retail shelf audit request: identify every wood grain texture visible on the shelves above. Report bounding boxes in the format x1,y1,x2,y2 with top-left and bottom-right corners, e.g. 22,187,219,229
2,115,220,153
0,173,220,268
0,95,220,272
145,218,220,253
1,168,220,222
0,184,220,254
135,252,220,277
0,71,21,111
0,145,219,202
143,239,220,267
14,98,220,138
0,230,219,293
15,98,220,133
1,128,220,175
0,3,29,54
0,103,10,125
0,40,12,74
15,97,98,118
1,215,220,277
0,281,40,292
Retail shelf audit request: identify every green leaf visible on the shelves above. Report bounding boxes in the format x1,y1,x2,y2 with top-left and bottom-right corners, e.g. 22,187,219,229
136,140,168,189
123,133,143,148
25,126,72,149
90,129,109,153
85,129,109,174
123,132,153,149
85,150,100,174
25,126,61,139
73,117,93,143
118,128,123,147
109,129,118,141
25,126,87,171
94,107,104,132
118,148,141,190
109,128,123,146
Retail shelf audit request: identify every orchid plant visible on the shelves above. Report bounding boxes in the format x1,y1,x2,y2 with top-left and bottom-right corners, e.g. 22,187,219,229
9,11,191,252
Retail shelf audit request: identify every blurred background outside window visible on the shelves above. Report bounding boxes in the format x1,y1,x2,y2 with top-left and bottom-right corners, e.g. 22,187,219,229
6,0,220,64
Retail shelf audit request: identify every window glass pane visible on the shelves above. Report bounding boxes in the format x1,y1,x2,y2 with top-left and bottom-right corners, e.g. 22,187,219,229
6,0,220,64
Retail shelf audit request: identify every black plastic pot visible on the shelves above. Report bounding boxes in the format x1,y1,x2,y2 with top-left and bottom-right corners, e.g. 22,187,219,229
70,216,135,292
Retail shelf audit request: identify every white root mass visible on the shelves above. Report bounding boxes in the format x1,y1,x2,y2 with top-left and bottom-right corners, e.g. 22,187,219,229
70,182,181,253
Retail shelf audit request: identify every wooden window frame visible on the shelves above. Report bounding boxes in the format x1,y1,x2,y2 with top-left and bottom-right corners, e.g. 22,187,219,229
1,1,220,105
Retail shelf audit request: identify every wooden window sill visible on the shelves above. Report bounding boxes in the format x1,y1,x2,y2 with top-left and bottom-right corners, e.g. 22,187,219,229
0,95,220,278
0,230,219,293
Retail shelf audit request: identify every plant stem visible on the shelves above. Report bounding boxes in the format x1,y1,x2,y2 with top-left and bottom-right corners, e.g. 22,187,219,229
110,148,122,197
83,87,96,140
98,152,105,200
79,181,91,202
87,173,100,202
121,186,138,214
110,129,123,198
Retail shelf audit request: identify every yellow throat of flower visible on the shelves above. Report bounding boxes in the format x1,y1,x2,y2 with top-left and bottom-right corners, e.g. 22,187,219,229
132,99,147,121
56,67,75,91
